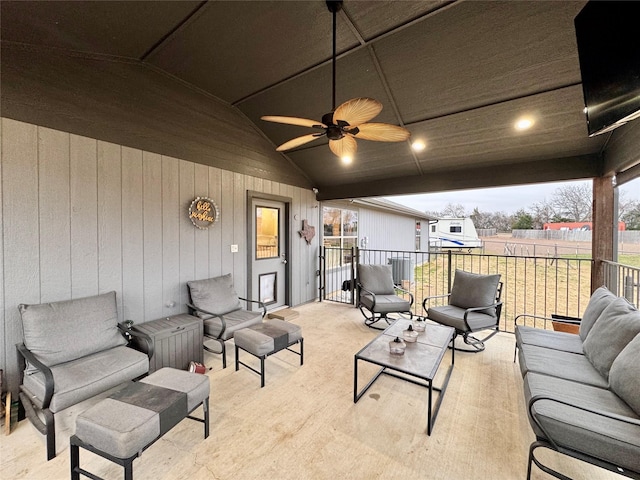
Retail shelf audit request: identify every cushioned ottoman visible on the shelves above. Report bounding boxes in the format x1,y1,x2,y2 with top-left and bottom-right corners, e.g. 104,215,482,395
70,368,210,480
234,319,303,387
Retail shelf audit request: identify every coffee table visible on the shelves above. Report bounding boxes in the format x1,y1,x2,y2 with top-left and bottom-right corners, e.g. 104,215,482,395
354,318,454,435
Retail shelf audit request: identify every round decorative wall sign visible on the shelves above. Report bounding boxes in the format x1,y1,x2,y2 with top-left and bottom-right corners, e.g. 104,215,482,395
188,196,219,229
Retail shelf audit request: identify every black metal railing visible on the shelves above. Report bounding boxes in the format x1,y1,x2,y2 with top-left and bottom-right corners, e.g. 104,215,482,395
602,260,640,308
320,247,595,333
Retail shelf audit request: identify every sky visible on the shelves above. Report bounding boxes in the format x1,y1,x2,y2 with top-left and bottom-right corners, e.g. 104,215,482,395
385,177,640,215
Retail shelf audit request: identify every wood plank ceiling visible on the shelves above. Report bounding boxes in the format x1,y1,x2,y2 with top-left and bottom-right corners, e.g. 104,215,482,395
1,0,608,200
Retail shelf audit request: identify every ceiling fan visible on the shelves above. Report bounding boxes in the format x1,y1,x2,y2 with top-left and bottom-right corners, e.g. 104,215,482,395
261,0,410,162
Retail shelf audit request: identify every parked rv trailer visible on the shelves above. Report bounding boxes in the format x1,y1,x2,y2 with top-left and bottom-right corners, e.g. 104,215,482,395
429,218,482,251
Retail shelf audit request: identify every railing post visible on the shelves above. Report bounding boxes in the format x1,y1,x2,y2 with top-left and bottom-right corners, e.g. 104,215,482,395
319,246,324,302
447,250,452,293
624,275,634,304
351,247,357,306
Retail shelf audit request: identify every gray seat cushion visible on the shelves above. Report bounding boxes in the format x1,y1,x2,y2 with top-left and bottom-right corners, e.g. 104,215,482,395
140,367,210,412
583,297,640,380
515,325,584,354
449,270,501,316
204,308,263,340
188,274,243,317
579,285,617,341
360,293,411,314
22,346,149,412
357,264,395,295
428,305,497,333
19,291,126,371
524,372,640,473
76,398,159,459
609,333,640,416
234,320,302,356
517,343,607,388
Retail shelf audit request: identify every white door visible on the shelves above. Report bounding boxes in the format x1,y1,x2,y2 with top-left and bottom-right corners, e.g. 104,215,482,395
251,198,287,310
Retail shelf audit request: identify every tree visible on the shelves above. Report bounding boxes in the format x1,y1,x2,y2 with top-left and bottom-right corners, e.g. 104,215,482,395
529,200,556,229
621,201,640,230
441,203,467,218
512,209,534,229
551,184,592,222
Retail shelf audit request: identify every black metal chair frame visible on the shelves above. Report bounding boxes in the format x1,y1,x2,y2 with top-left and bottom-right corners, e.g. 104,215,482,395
16,324,152,461
187,297,266,369
527,395,640,480
422,282,503,353
357,282,414,330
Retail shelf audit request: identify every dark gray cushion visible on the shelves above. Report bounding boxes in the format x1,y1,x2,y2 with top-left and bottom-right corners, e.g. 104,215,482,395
203,308,262,340
609,333,640,416
357,264,395,295
188,274,242,316
22,345,149,412
524,372,640,473
449,270,500,316
517,344,607,388
76,398,159,458
428,305,497,333
579,285,617,341
19,291,126,369
515,325,583,354
583,297,640,380
360,293,411,314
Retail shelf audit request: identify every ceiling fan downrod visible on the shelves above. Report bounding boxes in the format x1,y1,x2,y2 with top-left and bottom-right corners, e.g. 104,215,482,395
326,0,343,112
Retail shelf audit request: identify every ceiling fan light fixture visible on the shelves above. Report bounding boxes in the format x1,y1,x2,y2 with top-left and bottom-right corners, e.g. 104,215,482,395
341,155,353,165
261,0,410,161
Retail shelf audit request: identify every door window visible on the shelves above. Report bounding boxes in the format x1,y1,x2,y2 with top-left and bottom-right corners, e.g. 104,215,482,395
256,206,279,259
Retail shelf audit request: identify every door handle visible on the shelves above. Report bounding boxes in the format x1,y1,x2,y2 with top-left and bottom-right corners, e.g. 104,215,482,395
281,254,287,264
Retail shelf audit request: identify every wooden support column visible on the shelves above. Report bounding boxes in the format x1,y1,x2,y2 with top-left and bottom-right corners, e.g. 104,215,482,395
591,176,615,292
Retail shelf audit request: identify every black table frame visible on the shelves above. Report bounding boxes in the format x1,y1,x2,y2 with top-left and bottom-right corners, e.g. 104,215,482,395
354,319,454,435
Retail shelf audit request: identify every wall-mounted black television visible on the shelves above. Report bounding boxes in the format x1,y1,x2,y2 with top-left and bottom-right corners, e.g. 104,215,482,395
575,1,640,137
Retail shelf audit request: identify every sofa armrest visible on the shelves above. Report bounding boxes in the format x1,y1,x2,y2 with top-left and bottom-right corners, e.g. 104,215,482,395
119,323,154,360
238,297,267,318
393,286,414,307
187,302,227,339
515,313,582,331
422,293,451,313
528,394,640,451
16,343,54,409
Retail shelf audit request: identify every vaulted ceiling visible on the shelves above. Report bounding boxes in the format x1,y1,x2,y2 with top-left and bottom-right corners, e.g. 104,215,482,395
1,0,617,200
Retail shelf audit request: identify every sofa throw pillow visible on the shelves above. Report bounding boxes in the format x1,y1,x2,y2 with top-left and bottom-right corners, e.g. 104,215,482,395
582,297,640,380
357,264,395,295
579,285,617,341
449,270,501,317
609,333,640,415
188,274,242,317
19,291,125,369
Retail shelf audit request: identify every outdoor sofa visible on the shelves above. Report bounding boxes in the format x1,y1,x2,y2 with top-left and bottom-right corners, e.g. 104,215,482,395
515,286,640,479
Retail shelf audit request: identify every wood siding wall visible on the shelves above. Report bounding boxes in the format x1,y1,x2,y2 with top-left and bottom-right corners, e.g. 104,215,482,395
358,209,422,252
0,118,319,392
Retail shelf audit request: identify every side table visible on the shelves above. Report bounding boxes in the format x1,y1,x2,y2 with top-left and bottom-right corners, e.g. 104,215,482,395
131,314,203,373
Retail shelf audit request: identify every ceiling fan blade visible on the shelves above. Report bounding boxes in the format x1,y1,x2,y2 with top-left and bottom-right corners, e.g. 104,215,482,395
329,135,357,159
276,133,323,151
261,116,326,129
350,123,411,142
333,98,383,127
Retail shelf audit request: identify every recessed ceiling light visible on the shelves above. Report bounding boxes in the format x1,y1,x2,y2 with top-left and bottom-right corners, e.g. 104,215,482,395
341,156,352,165
515,117,534,131
412,140,426,152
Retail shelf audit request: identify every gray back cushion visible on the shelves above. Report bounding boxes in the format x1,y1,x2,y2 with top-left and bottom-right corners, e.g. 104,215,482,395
188,274,242,316
583,297,640,380
579,286,617,341
357,264,395,295
19,291,125,368
609,333,640,415
449,270,501,317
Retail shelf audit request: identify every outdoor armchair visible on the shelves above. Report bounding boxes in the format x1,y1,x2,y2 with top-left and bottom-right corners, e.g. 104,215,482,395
187,274,266,368
423,269,503,352
357,264,413,329
16,291,152,460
